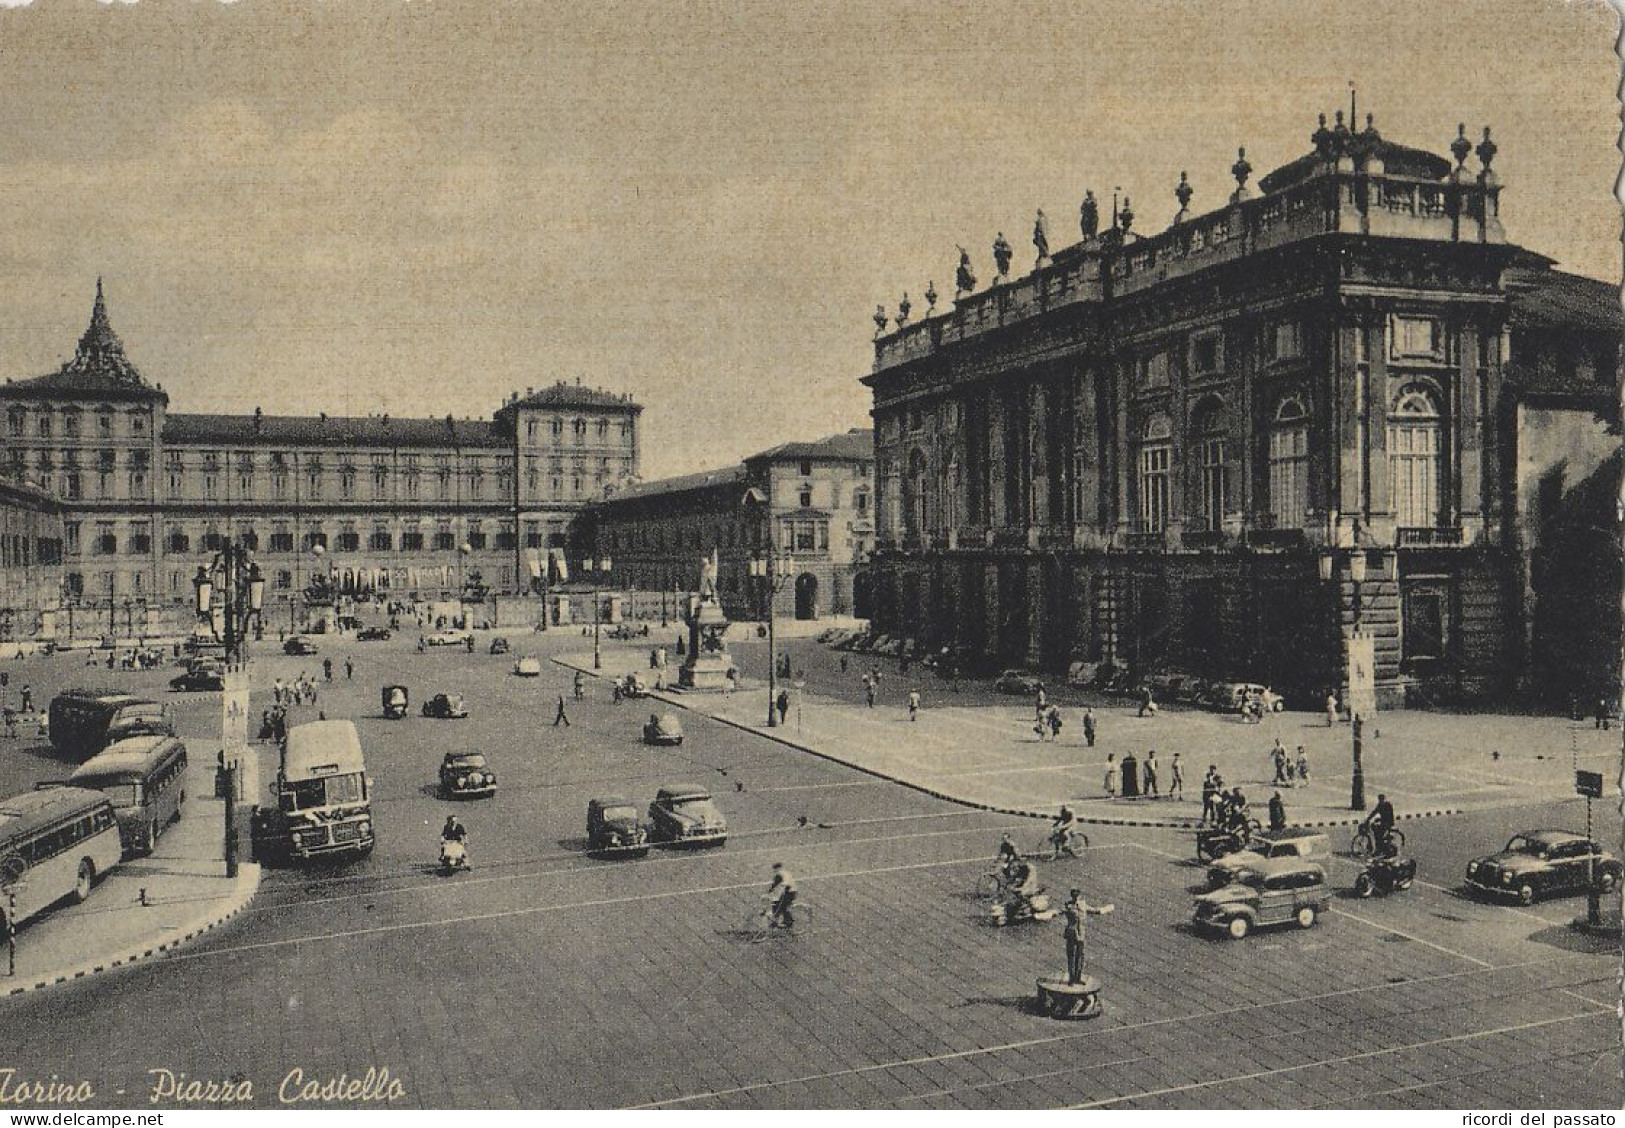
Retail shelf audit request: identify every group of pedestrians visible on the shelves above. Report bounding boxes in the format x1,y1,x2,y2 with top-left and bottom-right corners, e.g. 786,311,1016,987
272,674,320,709
1268,738,1311,787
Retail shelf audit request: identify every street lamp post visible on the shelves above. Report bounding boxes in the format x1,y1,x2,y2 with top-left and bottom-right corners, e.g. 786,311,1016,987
194,544,265,881
749,549,795,727
457,542,471,629
660,568,669,629
583,556,612,670
1319,548,1369,811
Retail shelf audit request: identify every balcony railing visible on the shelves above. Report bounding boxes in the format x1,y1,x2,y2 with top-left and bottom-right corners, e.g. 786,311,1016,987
1180,528,1227,550
1122,527,1168,550
1396,526,1465,548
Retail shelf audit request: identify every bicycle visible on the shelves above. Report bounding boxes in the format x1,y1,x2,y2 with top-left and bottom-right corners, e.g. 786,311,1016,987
742,897,814,942
1349,826,1405,860
976,867,1019,900
1046,828,1090,860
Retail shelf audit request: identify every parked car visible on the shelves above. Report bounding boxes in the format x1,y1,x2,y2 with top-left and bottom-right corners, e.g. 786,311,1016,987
169,658,226,692
422,693,470,720
488,637,511,656
616,673,649,699
1464,830,1621,905
1204,682,1286,713
439,751,496,799
1146,672,1191,702
381,685,409,719
647,785,727,847
283,636,318,656
425,630,471,647
643,712,684,746
1206,829,1332,889
513,656,542,677
586,797,650,858
356,627,391,642
994,669,1043,695
1193,858,1330,939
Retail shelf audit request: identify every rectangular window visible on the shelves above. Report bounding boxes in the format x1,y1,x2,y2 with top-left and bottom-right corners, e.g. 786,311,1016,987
269,531,294,553
1268,321,1303,362
1402,589,1446,660
435,530,456,551
467,530,487,550
1190,332,1222,376
401,530,424,551
96,524,117,555
370,529,392,552
1387,423,1442,527
1390,315,1445,362
1138,444,1172,531
799,460,812,476
36,416,52,438
1138,350,1171,390
1200,438,1227,531
65,523,80,555
337,531,360,553
495,526,517,551
1268,427,1309,529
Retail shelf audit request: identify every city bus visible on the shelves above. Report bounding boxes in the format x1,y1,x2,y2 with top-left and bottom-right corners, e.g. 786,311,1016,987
48,689,173,761
0,786,124,932
69,735,189,857
266,720,374,862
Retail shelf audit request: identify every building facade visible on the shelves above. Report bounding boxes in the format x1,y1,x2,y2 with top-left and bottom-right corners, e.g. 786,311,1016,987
0,478,65,647
592,429,875,623
865,113,1620,706
0,283,641,638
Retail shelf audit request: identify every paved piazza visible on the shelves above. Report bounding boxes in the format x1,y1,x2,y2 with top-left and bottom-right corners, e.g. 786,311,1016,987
1,631,1618,1109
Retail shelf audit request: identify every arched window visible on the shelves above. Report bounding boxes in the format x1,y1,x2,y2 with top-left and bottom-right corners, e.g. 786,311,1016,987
1139,414,1174,532
1388,385,1443,527
1268,396,1309,529
1190,398,1228,532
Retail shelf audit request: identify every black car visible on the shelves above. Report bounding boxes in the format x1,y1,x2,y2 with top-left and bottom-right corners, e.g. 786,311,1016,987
439,751,496,798
587,796,649,857
357,627,391,642
647,785,727,847
488,637,511,655
283,636,318,656
1464,830,1621,905
169,659,226,692
421,693,470,720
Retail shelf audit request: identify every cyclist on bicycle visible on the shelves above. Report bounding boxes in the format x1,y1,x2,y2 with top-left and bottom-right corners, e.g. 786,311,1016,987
1362,793,1397,854
765,862,797,929
1049,805,1082,858
996,833,1021,873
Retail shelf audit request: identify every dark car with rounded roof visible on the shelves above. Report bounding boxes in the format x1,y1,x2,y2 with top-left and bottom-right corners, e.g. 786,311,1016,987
586,797,649,858
439,751,496,798
1464,830,1620,905
647,785,726,847
421,693,470,720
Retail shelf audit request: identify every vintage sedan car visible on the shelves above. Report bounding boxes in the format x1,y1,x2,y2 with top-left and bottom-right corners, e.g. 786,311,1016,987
642,712,684,746
283,635,318,656
513,656,542,677
488,637,511,655
422,693,470,719
169,658,226,692
1193,858,1330,939
1204,682,1286,714
647,785,727,847
356,626,392,642
425,630,472,647
1464,830,1621,904
586,796,650,858
439,751,496,798
1205,830,1331,889
993,669,1044,695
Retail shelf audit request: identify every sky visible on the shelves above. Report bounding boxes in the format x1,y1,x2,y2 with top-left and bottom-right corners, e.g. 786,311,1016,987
0,0,1619,480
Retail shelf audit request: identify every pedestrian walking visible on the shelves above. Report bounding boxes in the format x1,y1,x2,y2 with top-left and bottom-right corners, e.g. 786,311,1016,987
865,675,877,709
19,687,31,714
573,671,585,701
553,695,571,727
1272,744,1289,786
1295,746,1310,784
2,708,16,739
839,656,848,674
1169,752,1184,798
1062,888,1115,984
344,659,353,681
323,658,333,681
908,690,921,722
776,689,790,726
1268,790,1287,833
1035,684,1048,721
1082,707,1096,747
273,677,285,706
1046,704,1063,741
1325,690,1339,727
1103,753,1117,798
1201,766,1221,824
1141,749,1159,797
1138,684,1157,717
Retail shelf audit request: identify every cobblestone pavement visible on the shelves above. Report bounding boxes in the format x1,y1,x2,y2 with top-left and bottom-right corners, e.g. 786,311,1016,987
0,633,1616,1109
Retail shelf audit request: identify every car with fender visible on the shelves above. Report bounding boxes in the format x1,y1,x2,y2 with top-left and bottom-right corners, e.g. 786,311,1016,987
425,630,471,647
169,658,226,693
513,656,542,678
994,669,1043,695
642,712,684,746
283,635,318,656
1464,830,1621,905
1205,829,1332,889
647,785,726,847
1204,682,1286,713
586,796,650,858
1193,857,1330,939
421,693,470,720
356,626,391,642
439,751,496,798
488,637,511,656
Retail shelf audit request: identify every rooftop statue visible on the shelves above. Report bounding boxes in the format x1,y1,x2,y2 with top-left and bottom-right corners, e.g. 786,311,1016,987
1032,210,1050,261
955,246,977,294
1080,191,1099,238
992,232,1013,277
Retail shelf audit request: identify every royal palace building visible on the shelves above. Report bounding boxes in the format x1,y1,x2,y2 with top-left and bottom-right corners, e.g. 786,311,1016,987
864,113,1621,706
0,282,641,640
590,428,875,624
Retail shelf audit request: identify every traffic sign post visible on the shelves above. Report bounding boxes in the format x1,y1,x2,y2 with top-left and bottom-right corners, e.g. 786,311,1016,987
1576,770,1603,926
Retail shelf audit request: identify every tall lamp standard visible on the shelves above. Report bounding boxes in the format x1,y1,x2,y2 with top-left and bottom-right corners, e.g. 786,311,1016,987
749,550,795,728
457,542,471,628
193,545,264,880
1319,547,1369,811
582,556,612,670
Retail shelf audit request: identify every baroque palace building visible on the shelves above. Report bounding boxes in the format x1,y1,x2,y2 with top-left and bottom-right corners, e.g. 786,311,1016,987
865,112,1621,706
0,282,641,639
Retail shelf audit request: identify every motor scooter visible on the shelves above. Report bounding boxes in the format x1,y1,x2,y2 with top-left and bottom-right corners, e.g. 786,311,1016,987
440,837,470,875
987,888,1057,927
1354,854,1415,897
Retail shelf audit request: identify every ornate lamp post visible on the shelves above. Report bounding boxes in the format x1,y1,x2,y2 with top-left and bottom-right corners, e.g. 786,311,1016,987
193,546,266,669
749,549,795,727
582,556,612,670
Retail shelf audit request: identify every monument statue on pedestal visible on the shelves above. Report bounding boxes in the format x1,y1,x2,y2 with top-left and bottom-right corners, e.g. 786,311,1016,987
680,549,733,691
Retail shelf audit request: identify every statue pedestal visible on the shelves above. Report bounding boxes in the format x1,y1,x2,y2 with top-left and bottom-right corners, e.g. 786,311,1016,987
678,598,733,691
1036,976,1102,1020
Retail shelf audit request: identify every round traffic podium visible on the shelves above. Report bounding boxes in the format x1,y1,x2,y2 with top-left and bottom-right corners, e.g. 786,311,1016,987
1036,976,1103,1020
